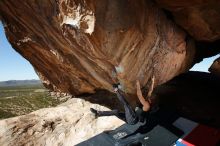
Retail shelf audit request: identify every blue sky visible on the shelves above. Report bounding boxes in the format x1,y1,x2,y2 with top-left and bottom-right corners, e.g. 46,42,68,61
0,22,39,81
190,54,219,72
0,22,219,81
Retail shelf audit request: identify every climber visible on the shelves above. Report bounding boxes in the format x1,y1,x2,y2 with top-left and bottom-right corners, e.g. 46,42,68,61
90,77,155,125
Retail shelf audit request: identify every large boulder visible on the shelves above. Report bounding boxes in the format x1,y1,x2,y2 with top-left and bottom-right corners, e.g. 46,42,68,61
155,71,220,128
0,98,124,146
0,0,195,97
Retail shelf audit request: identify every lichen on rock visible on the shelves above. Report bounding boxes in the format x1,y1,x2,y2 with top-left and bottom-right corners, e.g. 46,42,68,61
58,0,95,35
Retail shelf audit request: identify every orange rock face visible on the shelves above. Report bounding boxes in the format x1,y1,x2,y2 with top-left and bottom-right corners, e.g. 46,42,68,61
0,0,195,96
156,0,220,41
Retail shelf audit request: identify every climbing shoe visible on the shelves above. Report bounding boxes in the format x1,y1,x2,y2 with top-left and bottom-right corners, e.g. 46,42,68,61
90,108,98,118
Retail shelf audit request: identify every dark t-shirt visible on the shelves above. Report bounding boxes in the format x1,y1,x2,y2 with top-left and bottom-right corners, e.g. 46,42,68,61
135,107,149,123
134,106,161,133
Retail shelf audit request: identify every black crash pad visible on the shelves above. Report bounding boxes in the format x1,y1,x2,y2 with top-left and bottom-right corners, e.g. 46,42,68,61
76,124,180,146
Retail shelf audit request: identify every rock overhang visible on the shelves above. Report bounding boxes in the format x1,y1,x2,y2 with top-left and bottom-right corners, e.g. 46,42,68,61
0,0,219,99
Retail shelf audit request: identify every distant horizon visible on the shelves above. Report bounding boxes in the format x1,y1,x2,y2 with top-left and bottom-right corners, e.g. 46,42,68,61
0,79,40,82
0,22,219,82
0,70,217,82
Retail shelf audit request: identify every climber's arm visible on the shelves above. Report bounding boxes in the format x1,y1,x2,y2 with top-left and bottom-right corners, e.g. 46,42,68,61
136,80,151,112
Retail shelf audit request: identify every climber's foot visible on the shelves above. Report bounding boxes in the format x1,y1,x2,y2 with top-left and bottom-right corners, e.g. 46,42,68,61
90,108,98,118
